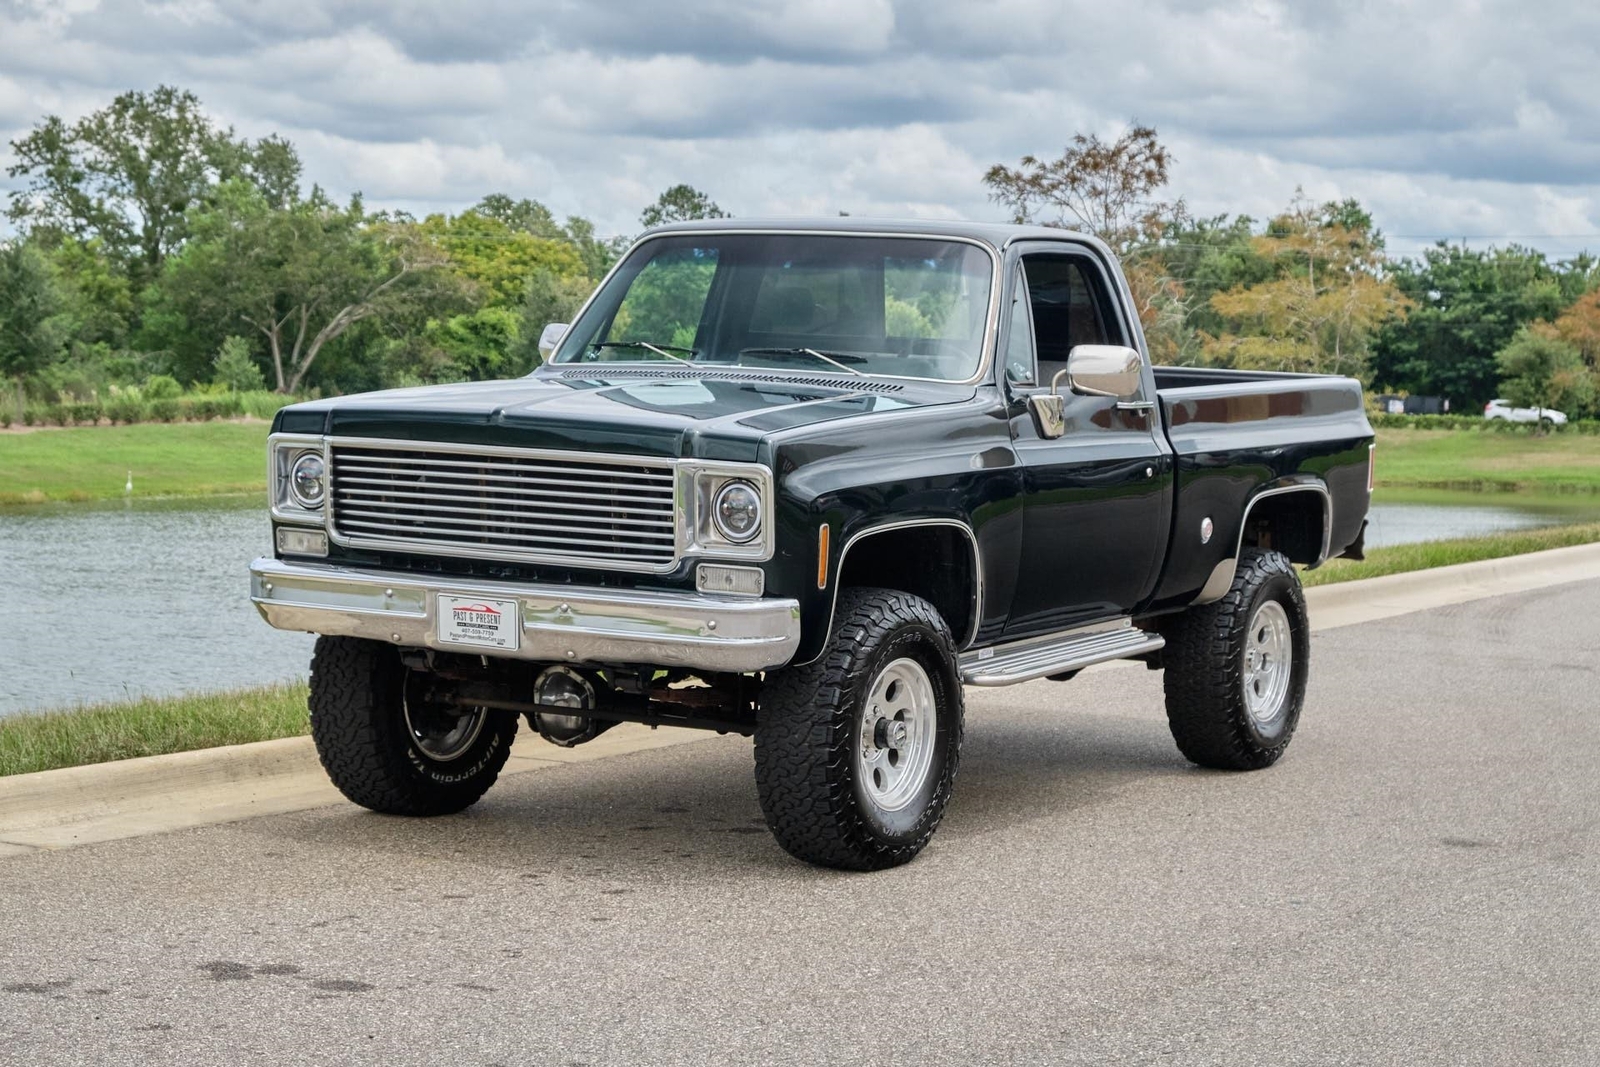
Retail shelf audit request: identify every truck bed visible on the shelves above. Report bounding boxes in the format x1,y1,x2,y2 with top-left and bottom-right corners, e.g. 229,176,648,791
1145,364,1374,610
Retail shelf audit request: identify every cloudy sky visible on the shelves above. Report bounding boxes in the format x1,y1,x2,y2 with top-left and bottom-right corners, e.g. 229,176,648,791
2,0,1597,258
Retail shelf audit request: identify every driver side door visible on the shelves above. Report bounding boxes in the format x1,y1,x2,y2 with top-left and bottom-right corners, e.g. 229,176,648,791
1001,245,1174,638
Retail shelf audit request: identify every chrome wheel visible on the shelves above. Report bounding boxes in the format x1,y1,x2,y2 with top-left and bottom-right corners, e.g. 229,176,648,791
856,657,938,813
1242,600,1293,725
403,687,488,763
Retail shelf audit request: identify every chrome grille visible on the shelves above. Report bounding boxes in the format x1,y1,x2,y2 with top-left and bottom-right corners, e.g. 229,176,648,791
327,441,678,570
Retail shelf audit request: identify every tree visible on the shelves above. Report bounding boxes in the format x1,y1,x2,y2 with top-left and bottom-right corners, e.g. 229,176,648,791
1548,288,1600,368
983,124,1182,254
1496,326,1594,418
984,124,1190,356
0,242,67,383
6,86,299,283
1203,195,1409,378
1369,244,1570,405
149,181,461,393
212,335,266,392
48,238,135,349
472,194,565,239
418,210,586,308
640,184,727,228
512,268,595,368
423,306,522,381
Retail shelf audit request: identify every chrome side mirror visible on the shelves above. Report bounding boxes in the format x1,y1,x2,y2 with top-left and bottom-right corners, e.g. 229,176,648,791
1064,344,1142,399
538,322,569,360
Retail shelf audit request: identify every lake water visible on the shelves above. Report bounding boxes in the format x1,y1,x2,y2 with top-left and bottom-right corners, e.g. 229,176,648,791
2,491,1597,718
0,497,312,718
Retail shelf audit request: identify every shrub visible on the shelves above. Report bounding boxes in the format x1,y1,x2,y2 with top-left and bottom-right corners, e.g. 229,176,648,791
181,394,243,421
1369,413,1595,434
104,396,147,424
64,400,103,425
142,374,183,400
147,398,180,422
240,391,294,419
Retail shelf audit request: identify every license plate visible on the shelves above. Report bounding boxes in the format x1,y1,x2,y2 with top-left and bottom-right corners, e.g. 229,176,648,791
437,595,521,651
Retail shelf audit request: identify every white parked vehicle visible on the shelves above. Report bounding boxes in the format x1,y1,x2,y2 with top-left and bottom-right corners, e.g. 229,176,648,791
1484,399,1567,425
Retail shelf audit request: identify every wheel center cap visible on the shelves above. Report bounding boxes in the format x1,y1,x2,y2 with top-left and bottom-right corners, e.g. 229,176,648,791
875,718,908,749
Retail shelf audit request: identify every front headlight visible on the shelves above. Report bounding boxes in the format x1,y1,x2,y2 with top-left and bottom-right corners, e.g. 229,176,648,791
270,434,326,524
289,452,326,509
712,480,762,543
683,463,774,561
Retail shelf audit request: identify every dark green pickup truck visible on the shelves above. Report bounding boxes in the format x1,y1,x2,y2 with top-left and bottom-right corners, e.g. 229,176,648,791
251,218,1373,869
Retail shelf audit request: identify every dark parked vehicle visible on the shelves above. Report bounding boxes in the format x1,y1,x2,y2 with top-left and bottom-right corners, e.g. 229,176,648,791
251,219,1374,869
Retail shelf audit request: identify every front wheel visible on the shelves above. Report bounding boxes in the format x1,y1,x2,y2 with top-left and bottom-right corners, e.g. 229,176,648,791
308,636,518,815
1161,549,1310,770
754,589,963,871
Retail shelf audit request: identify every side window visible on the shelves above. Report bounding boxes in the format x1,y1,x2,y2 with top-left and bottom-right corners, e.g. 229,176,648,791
606,246,719,351
1021,255,1118,385
1003,265,1036,385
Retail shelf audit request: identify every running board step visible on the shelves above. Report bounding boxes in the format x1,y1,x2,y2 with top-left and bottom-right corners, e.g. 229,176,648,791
959,622,1164,686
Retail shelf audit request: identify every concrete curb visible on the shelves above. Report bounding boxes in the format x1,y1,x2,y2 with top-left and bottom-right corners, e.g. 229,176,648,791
0,724,705,853
1304,540,1600,630
4,541,1598,855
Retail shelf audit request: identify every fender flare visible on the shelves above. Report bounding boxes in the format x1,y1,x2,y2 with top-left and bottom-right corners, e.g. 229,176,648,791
1193,481,1332,605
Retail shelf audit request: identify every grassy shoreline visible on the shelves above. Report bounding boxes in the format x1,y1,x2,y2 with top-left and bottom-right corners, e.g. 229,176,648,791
6,524,1599,777
0,420,270,505
1302,522,1600,586
0,682,309,777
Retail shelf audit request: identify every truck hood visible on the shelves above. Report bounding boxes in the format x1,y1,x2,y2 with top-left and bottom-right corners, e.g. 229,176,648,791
274,370,968,462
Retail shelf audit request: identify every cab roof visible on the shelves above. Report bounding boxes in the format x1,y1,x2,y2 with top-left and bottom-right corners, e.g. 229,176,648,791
639,216,1113,257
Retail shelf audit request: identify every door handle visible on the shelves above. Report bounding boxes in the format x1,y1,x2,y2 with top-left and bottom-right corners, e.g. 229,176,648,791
1116,399,1156,413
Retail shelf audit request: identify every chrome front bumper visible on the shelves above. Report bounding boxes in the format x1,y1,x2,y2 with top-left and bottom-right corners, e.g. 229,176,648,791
249,558,801,673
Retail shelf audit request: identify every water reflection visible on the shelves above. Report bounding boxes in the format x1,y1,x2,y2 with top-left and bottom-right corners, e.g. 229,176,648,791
0,496,312,718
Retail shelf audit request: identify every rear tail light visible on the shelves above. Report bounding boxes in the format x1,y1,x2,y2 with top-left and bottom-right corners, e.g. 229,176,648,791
1367,442,1376,493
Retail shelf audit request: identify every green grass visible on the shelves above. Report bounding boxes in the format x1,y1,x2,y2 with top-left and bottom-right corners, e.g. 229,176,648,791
0,420,271,505
0,682,309,777
1375,429,1600,493
1303,522,1600,586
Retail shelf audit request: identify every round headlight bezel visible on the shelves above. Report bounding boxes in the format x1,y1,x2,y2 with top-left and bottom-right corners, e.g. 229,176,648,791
288,451,327,510
711,480,762,544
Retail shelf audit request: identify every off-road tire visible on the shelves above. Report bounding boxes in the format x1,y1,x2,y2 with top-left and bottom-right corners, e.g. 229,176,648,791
308,636,517,815
754,588,963,871
1162,548,1309,770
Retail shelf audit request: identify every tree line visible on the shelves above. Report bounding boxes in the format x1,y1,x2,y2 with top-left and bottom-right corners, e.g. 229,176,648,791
3,89,1597,419
985,124,1600,416
0,86,722,407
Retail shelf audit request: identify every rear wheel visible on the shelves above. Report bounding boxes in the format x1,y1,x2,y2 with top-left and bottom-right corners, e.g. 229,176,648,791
754,588,963,871
1161,549,1309,770
309,636,518,815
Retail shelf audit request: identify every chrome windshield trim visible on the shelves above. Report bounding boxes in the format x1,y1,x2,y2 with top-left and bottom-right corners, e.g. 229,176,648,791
546,229,1004,388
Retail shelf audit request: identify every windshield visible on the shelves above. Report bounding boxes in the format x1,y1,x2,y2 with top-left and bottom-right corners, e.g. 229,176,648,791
551,233,995,381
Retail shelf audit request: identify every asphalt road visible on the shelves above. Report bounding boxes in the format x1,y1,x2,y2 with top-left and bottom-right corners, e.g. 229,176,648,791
3,581,1598,1066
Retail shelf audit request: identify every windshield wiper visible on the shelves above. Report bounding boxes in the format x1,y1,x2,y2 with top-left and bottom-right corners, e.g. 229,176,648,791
590,340,695,364
738,347,866,376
